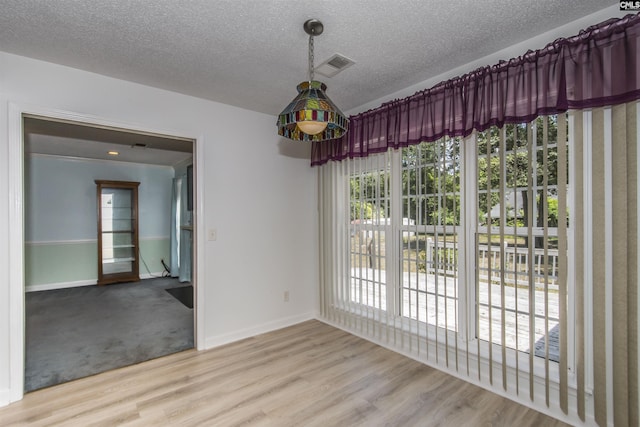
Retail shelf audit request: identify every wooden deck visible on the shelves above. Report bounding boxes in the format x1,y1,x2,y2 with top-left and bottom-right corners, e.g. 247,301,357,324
351,269,560,361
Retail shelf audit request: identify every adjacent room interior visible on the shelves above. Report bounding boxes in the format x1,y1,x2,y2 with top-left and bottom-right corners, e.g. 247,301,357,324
22,117,196,391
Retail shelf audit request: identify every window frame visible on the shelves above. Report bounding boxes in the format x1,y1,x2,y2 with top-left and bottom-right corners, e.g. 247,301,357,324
343,119,574,381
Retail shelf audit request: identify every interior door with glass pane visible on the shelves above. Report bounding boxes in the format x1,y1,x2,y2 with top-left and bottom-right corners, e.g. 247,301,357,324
96,180,140,285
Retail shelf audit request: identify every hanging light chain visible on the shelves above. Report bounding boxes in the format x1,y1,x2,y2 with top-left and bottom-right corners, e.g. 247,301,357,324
308,33,315,82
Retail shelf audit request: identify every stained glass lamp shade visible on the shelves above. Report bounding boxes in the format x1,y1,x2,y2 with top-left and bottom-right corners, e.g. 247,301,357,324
277,19,349,142
277,80,348,142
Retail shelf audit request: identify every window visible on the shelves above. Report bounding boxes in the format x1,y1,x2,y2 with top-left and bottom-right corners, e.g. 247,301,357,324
349,155,390,311
400,139,461,331
475,116,566,362
346,115,567,364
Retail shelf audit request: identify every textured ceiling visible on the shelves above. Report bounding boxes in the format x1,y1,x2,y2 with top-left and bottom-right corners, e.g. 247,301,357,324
3,1,620,165
1,0,618,117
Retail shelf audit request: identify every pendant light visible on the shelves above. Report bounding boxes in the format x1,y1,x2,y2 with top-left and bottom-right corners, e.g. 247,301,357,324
277,19,348,142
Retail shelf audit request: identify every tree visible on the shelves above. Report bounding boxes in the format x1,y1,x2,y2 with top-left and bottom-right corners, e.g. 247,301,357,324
476,115,565,248
349,169,389,221
349,114,567,249
401,139,461,226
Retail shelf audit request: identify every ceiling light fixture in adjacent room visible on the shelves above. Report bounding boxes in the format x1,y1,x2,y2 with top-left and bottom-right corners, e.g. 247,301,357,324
277,19,348,142
107,151,119,156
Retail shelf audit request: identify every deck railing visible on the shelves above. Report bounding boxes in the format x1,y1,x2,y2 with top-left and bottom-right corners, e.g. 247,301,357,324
422,238,558,291
351,229,560,291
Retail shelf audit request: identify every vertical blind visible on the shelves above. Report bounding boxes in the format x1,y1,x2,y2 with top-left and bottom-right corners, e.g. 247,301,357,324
475,116,569,406
572,103,638,426
318,103,638,425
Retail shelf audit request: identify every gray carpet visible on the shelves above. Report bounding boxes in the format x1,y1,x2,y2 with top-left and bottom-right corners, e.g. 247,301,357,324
25,277,194,392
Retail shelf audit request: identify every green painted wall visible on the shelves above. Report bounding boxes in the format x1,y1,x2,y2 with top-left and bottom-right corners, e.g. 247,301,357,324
25,238,170,289
25,241,98,286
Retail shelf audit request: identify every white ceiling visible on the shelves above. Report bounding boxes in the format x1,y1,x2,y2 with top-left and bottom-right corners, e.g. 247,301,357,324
1,1,618,163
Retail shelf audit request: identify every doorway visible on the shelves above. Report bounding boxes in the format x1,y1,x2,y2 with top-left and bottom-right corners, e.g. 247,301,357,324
22,114,198,392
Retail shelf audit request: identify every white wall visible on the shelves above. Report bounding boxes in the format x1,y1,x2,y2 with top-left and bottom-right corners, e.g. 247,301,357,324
0,52,318,404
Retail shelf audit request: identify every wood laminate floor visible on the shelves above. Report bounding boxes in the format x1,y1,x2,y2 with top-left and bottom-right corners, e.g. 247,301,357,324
1,320,568,426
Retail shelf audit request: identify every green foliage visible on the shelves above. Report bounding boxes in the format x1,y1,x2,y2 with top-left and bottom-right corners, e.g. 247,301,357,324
418,250,427,273
349,115,569,235
476,116,568,231
351,201,374,220
349,169,389,221
401,139,461,226
547,197,559,227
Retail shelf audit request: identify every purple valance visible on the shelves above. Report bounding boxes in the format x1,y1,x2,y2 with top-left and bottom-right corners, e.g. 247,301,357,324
312,13,640,166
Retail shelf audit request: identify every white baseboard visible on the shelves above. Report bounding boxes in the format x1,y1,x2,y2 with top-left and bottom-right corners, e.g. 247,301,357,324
203,312,315,350
26,279,96,292
26,272,166,292
139,272,166,280
0,388,9,408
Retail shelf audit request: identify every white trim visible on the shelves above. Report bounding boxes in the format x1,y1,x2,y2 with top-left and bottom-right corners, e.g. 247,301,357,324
8,103,25,404
25,273,168,293
172,156,193,170
603,107,614,426
194,132,206,350
20,107,196,142
0,389,9,408
204,312,316,349
7,102,203,405
26,279,96,293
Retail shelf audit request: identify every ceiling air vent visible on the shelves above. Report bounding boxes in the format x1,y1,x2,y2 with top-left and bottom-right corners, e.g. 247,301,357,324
315,54,355,78
131,143,148,149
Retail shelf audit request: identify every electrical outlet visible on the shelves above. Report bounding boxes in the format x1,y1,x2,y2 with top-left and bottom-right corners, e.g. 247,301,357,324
284,290,290,302
208,229,217,241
